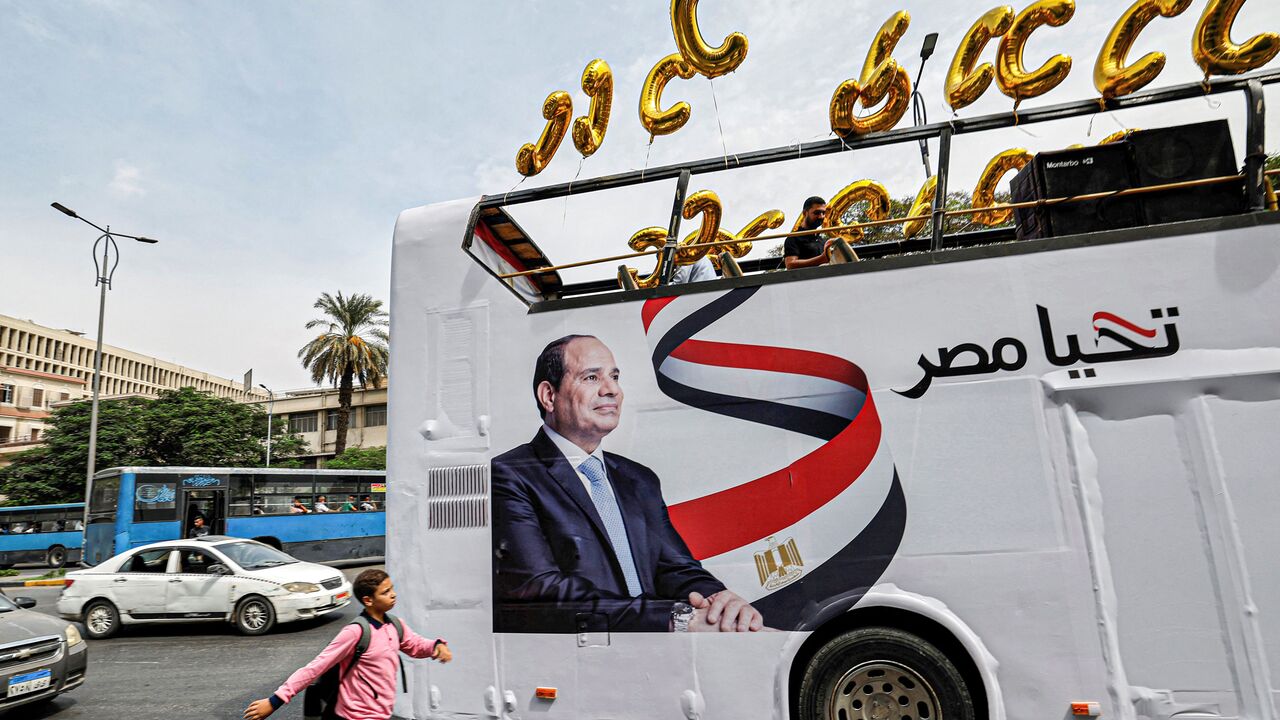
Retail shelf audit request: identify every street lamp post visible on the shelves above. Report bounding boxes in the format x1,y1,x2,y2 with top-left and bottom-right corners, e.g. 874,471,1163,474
51,203,157,542
259,383,275,466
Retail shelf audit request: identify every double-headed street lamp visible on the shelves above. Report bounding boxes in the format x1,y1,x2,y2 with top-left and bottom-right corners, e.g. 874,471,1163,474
51,202,157,533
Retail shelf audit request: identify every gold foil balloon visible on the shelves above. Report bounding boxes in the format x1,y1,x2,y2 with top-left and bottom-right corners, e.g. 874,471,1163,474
825,180,892,241
1098,128,1139,144
670,0,748,78
972,148,1032,225
572,59,613,158
947,6,1016,111
996,0,1075,102
831,12,913,136
516,91,573,177
1094,0,1193,99
710,210,785,271
1193,0,1280,76
624,227,671,289
904,175,938,239
676,190,724,264
640,53,698,137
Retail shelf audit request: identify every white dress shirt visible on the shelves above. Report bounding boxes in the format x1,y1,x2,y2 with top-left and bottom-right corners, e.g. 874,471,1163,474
542,424,623,502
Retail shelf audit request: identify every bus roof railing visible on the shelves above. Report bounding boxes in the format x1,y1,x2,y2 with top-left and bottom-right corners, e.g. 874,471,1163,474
473,68,1278,297
0,502,85,512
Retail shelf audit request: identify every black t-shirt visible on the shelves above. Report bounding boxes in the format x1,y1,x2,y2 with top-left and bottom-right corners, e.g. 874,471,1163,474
784,232,827,261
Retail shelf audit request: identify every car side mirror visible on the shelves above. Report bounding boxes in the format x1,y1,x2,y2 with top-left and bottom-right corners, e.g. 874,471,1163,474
207,564,231,576
13,597,36,609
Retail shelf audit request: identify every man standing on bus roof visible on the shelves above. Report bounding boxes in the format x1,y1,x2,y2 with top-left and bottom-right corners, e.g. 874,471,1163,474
783,196,834,270
491,334,764,633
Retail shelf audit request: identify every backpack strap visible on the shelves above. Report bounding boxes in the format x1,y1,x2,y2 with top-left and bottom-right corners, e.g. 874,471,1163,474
340,615,374,680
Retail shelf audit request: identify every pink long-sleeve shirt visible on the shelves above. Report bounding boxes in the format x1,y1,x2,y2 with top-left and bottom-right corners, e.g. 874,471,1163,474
273,614,443,720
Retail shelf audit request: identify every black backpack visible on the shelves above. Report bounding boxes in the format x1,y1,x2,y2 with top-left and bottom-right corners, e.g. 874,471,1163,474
303,613,408,720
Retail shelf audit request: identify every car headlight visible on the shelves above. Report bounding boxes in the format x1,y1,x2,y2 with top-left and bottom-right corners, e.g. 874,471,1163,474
282,582,321,594
64,624,84,647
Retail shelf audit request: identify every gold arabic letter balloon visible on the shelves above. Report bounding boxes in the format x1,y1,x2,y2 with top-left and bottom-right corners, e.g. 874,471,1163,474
829,79,862,136
825,180,892,242
972,148,1033,225
832,12,912,136
946,6,1016,111
903,175,938,239
623,227,671,290
1098,128,1140,144
1094,0,1193,99
1193,0,1280,76
710,210,784,272
516,91,573,177
859,11,912,105
572,59,613,158
996,0,1075,102
640,53,698,137
670,0,749,79
676,190,724,264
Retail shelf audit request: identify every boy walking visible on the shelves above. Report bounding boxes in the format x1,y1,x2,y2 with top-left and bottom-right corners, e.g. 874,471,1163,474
243,569,452,720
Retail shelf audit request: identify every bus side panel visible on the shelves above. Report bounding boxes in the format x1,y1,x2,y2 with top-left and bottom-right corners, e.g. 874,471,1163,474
225,513,386,562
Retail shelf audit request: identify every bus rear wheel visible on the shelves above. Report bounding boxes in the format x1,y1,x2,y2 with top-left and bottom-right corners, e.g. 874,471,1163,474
797,627,974,720
46,545,66,569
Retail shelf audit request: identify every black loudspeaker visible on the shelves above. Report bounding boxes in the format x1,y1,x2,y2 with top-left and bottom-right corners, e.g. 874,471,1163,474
1011,144,1145,240
1125,119,1245,223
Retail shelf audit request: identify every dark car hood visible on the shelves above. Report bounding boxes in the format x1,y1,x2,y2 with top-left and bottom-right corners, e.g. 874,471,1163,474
0,608,69,641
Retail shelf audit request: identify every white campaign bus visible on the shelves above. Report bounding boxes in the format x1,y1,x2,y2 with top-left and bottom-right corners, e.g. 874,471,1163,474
385,71,1280,720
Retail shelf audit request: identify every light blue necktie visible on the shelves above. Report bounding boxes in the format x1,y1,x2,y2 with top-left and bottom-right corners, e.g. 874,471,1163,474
578,456,643,597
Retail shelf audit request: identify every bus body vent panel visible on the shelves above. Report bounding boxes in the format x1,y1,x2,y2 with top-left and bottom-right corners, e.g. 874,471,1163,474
426,464,489,530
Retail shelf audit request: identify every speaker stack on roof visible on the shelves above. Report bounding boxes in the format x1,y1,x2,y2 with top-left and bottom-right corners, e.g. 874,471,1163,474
1010,120,1246,240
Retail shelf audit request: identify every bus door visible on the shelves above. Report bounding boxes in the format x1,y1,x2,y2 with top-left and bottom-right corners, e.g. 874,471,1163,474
85,474,122,565
182,489,226,537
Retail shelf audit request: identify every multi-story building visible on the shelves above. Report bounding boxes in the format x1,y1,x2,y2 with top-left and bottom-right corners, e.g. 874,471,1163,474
247,385,388,468
0,313,267,467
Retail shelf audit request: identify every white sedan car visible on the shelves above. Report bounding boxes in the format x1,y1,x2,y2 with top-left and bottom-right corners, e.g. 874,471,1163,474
56,536,353,638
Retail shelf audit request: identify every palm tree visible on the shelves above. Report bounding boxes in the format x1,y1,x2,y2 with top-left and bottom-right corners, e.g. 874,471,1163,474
298,292,389,456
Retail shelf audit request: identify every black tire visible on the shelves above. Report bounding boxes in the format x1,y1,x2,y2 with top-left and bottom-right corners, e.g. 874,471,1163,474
797,627,974,720
234,595,276,635
46,545,66,569
82,599,120,639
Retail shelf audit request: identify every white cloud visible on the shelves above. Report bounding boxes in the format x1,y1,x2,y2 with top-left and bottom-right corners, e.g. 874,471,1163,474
108,160,146,198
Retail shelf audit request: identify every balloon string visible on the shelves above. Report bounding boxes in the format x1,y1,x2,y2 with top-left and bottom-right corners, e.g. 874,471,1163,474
708,78,733,169
503,176,526,206
562,157,585,233
641,136,654,181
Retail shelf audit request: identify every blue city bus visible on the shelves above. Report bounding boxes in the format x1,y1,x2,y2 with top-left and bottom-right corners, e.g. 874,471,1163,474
0,503,85,568
83,467,385,566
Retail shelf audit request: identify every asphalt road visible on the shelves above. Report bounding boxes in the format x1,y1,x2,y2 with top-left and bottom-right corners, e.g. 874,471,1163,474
6,563,382,720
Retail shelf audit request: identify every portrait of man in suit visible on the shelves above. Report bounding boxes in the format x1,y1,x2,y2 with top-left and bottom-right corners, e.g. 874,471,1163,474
491,334,764,633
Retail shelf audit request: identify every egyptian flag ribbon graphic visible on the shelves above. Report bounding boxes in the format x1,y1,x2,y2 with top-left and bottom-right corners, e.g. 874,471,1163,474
643,286,906,630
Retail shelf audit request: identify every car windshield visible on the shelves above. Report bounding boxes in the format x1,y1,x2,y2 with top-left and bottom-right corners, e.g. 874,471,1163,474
216,541,298,570
0,594,17,612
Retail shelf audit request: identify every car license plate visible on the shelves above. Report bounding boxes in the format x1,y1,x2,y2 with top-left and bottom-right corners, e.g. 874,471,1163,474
7,668,52,697
334,591,349,603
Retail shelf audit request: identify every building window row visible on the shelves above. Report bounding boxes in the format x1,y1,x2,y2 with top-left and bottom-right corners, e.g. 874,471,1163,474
285,404,387,435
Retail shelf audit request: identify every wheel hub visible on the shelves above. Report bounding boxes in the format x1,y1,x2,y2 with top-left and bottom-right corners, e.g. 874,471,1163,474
827,660,941,720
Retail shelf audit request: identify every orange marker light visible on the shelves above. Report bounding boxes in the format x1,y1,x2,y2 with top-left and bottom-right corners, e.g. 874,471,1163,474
1072,702,1101,716
535,687,558,700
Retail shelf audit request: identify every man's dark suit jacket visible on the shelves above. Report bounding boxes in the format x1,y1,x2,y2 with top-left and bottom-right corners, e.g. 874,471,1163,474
491,428,725,632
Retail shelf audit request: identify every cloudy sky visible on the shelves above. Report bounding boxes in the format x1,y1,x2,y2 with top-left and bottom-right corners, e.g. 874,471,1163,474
3,0,1277,389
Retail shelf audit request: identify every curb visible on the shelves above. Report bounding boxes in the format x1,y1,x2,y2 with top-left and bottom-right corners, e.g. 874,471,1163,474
0,578,65,588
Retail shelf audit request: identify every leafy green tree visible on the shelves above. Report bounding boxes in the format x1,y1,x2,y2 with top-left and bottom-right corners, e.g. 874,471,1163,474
1266,152,1279,172
298,292,389,456
324,446,386,470
0,388,306,505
